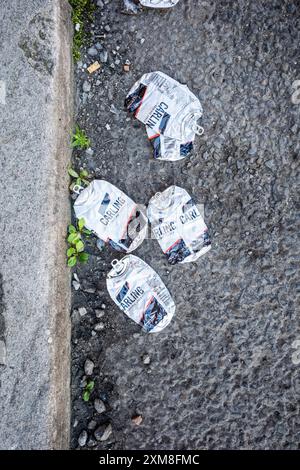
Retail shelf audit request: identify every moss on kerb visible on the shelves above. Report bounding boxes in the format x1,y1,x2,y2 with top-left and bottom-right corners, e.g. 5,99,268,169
69,0,96,62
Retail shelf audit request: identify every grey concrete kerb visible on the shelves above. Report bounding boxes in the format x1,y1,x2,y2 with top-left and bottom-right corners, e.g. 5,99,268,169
0,0,73,449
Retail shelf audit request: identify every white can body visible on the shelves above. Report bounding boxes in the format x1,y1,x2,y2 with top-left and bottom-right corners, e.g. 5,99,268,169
147,186,211,264
125,71,203,161
74,180,147,253
140,0,180,9
107,255,176,333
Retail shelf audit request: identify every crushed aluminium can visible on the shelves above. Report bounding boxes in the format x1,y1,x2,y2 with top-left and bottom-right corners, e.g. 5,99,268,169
125,71,203,161
74,180,147,253
107,255,176,333
140,0,180,8
147,186,211,264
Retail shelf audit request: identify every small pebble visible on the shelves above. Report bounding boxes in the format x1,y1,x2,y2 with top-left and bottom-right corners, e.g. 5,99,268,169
85,147,94,156
72,280,80,291
100,50,108,63
83,286,96,294
143,354,151,365
82,81,91,93
87,46,98,57
78,430,88,447
88,420,97,430
94,398,106,414
84,358,94,376
94,424,108,441
95,309,105,318
132,415,143,426
100,423,113,441
87,438,97,447
79,307,87,316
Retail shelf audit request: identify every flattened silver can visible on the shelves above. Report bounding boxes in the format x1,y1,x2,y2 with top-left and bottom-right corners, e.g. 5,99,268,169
74,180,147,253
125,71,203,161
140,0,180,8
147,186,211,264
107,255,176,333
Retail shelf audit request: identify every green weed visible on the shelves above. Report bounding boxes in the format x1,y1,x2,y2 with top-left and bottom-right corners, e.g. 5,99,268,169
83,380,95,402
67,218,91,267
71,125,91,149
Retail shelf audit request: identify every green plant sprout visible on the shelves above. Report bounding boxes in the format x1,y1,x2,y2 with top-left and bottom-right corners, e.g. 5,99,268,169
83,380,95,402
68,167,90,191
71,125,91,149
67,218,91,267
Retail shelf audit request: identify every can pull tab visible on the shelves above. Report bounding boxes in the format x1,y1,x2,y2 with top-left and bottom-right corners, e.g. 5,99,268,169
72,184,84,195
192,124,204,136
111,259,125,275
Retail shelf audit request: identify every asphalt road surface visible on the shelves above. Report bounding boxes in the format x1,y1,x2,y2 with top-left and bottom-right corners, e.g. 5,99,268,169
71,0,300,450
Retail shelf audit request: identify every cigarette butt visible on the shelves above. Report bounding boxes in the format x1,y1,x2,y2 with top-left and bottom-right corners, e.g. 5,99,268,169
87,61,101,74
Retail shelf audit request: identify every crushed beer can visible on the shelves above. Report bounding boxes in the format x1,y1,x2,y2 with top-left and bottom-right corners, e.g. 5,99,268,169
140,0,180,8
125,71,203,161
147,186,211,264
107,255,176,333
74,180,147,253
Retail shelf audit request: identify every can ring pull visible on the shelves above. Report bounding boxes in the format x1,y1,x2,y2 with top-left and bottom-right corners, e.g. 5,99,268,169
193,124,204,136
72,184,84,195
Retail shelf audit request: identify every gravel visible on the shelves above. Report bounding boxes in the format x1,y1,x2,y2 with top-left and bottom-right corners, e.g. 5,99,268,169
99,50,108,63
84,359,94,376
94,398,106,414
78,430,88,447
82,80,91,93
99,423,113,441
87,46,98,57
131,415,143,426
72,281,81,291
71,0,300,450
142,354,151,365
94,322,105,331
94,423,112,441
95,309,105,318
78,307,87,317
88,419,97,430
